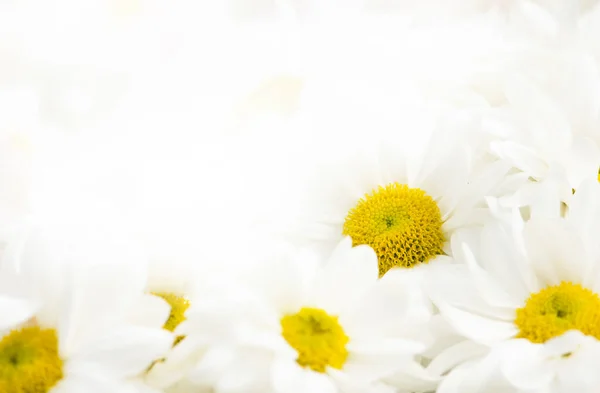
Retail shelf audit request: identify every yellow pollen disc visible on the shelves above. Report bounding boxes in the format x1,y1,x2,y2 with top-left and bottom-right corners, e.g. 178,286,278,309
153,292,190,332
515,282,600,343
342,183,445,276
280,307,349,373
0,327,63,393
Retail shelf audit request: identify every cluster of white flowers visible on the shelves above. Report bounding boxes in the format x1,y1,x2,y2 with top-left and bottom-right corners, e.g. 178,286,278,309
3,1,600,393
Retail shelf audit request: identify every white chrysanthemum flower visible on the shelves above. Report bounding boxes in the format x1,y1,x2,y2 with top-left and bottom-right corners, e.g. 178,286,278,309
142,253,220,392
271,122,510,279
427,177,600,393
483,52,600,208
173,238,435,393
0,225,174,393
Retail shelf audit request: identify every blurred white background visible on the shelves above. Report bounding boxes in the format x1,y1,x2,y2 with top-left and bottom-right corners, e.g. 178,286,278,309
1,0,566,262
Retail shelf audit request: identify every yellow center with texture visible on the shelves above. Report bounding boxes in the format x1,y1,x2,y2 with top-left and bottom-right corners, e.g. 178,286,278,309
515,282,600,343
0,327,63,393
343,183,445,276
281,307,349,373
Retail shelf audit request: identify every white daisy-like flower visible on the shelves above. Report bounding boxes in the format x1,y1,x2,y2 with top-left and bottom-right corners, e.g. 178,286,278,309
427,177,600,393
483,51,600,208
173,237,435,393
142,252,219,392
0,225,174,393
272,119,510,279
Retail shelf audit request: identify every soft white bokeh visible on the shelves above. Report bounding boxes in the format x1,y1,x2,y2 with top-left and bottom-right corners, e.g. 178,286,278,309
2,0,599,266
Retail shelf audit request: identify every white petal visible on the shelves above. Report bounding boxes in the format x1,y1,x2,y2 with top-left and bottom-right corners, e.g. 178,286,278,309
377,141,409,186
562,137,600,189
311,238,378,315
69,326,174,378
555,333,600,391
0,295,38,330
437,302,518,346
449,227,481,263
51,371,124,393
382,360,440,392
215,365,269,393
342,267,432,339
188,346,237,386
235,325,295,356
436,364,471,393
524,218,589,285
458,160,512,208
504,73,570,156
460,243,522,310
191,346,272,393
252,257,307,316
426,263,515,322
58,261,148,356
490,140,548,179
436,352,502,393
479,221,538,299
569,179,600,230
417,150,468,216
122,380,164,393
427,340,489,377
567,179,600,271
146,335,207,388
527,170,564,220
346,337,427,358
542,330,591,358
271,359,337,393
128,294,171,329
500,339,554,391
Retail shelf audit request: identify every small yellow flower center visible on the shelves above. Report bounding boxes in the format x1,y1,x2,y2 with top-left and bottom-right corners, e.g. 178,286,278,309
343,183,445,276
280,307,349,373
0,327,63,393
515,282,600,343
152,292,190,332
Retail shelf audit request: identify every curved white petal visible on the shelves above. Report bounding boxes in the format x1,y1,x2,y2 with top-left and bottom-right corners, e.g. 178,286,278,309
477,219,537,301
128,294,171,329
524,218,590,286
271,358,337,393
427,340,489,377
0,295,38,330
499,339,554,391
58,260,148,356
69,326,174,378
460,243,522,310
554,333,600,392
562,137,600,189
426,263,514,321
343,267,432,340
383,360,441,392
437,302,518,346
311,238,378,315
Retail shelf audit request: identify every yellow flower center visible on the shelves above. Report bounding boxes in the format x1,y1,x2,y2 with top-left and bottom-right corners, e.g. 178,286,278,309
153,292,190,332
0,327,63,393
342,183,445,276
280,307,349,373
515,282,600,343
